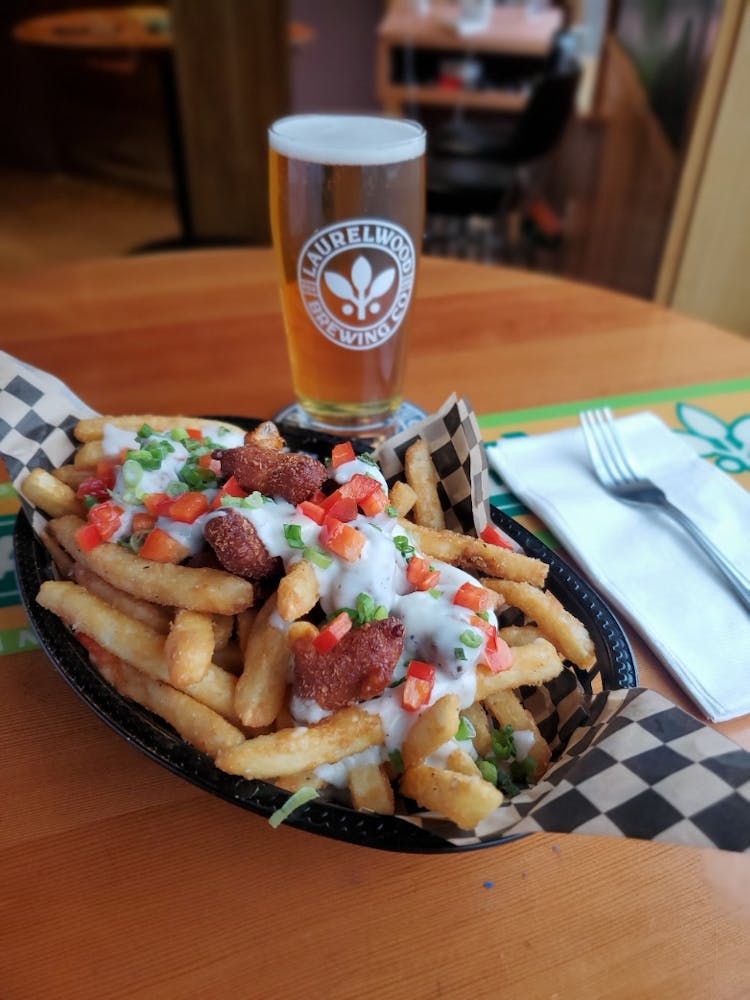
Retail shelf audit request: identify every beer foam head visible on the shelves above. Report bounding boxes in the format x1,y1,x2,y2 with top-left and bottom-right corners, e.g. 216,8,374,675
269,115,425,166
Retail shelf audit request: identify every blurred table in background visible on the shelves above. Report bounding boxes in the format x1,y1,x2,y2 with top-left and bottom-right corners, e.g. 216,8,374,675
377,0,563,115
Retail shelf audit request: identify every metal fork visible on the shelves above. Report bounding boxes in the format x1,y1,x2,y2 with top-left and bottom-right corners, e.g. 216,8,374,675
580,407,750,611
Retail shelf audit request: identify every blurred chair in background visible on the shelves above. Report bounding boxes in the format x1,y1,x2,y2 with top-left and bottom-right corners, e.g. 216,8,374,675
424,36,580,262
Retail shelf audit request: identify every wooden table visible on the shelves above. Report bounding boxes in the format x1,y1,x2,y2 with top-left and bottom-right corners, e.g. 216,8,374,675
2,250,749,998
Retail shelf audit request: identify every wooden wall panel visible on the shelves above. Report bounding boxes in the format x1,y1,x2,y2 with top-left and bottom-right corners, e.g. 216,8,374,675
170,0,291,245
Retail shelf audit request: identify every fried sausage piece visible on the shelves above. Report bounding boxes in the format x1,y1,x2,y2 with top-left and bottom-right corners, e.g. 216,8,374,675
214,443,326,505
204,510,282,581
292,618,405,711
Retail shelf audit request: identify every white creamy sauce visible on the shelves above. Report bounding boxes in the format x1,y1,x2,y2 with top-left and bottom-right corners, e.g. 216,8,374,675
513,729,536,762
314,745,386,789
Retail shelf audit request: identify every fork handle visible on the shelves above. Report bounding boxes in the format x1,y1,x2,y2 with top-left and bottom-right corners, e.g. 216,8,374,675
663,501,750,612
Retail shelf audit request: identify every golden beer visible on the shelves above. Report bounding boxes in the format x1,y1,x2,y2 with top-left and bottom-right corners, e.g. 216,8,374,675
268,115,425,433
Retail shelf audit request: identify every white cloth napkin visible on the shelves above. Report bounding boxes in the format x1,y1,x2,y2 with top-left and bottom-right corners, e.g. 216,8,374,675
486,412,750,722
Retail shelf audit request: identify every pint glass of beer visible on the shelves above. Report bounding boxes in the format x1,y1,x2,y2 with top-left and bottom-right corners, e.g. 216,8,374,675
268,114,426,435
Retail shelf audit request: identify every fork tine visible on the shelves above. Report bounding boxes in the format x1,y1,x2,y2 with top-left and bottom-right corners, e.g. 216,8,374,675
599,408,640,481
589,408,629,483
579,409,616,484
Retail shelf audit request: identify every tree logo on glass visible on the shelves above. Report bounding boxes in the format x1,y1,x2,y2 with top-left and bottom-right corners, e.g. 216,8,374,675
297,218,416,351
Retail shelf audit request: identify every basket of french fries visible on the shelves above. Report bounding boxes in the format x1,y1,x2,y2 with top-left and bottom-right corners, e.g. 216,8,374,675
10,388,637,850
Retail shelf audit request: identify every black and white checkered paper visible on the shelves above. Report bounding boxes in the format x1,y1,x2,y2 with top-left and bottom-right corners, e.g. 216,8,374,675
1,351,96,534
2,355,748,853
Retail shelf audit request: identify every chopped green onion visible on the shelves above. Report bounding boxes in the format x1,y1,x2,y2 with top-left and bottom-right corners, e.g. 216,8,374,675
179,464,216,489
83,494,99,510
478,760,498,785
386,505,398,518
454,646,467,661
267,786,319,829
356,592,375,622
126,449,162,471
373,605,388,621
491,724,516,760
137,423,156,440
428,588,441,599
170,427,189,441
495,769,521,798
359,453,378,466
127,530,150,553
476,610,490,621
388,676,406,688
455,716,477,741
283,523,305,549
122,460,144,488
167,481,189,497
303,545,333,569
388,749,404,775
394,535,415,559
459,629,482,649
511,757,537,781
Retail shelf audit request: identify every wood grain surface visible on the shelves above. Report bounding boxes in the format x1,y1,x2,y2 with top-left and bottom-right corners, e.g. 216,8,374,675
1,250,749,999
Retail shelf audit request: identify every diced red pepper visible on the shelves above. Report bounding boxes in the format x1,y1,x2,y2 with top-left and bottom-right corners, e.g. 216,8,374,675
341,474,380,502
74,522,103,551
480,524,514,550
143,492,172,517
454,582,493,613
132,512,156,533
211,475,247,510
168,491,210,523
186,428,204,441
482,632,513,673
95,459,116,490
406,555,441,592
359,485,388,517
197,453,221,473
139,528,189,563
470,614,495,640
312,611,353,654
88,500,124,541
76,476,112,504
297,500,326,525
331,441,356,469
324,494,358,523
319,516,366,562
402,660,436,711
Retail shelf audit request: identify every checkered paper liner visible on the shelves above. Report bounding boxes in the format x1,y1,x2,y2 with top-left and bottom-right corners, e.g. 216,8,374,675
1,354,748,852
0,351,96,535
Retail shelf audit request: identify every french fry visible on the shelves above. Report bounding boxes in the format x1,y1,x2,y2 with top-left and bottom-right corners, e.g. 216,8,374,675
74,414,247,442
235,594,289,728
348,763,395,814
475,638,565,699
20,468,83,519
400,765,503,829
94,652,245,759
165,609,216,686
211,614,234,651
446,748,481,777
401,693,460,771
483,578,596,669
216,707,383,779
235,608,258,653
499,624,544,647
275,771,326,793
50,515,255,614
52,465,90,490
483,689,552,777
286,620,319,649
71,563,173,634
73,440,105,469
388,480,417,517
247,420,284,451
401,520,548,586
405,438,445,530
277,559,319,622
461,702,493,757
37,581,238,721
39,530,74,577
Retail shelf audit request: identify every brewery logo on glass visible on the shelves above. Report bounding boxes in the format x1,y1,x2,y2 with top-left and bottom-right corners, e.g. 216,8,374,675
297,218,416,352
